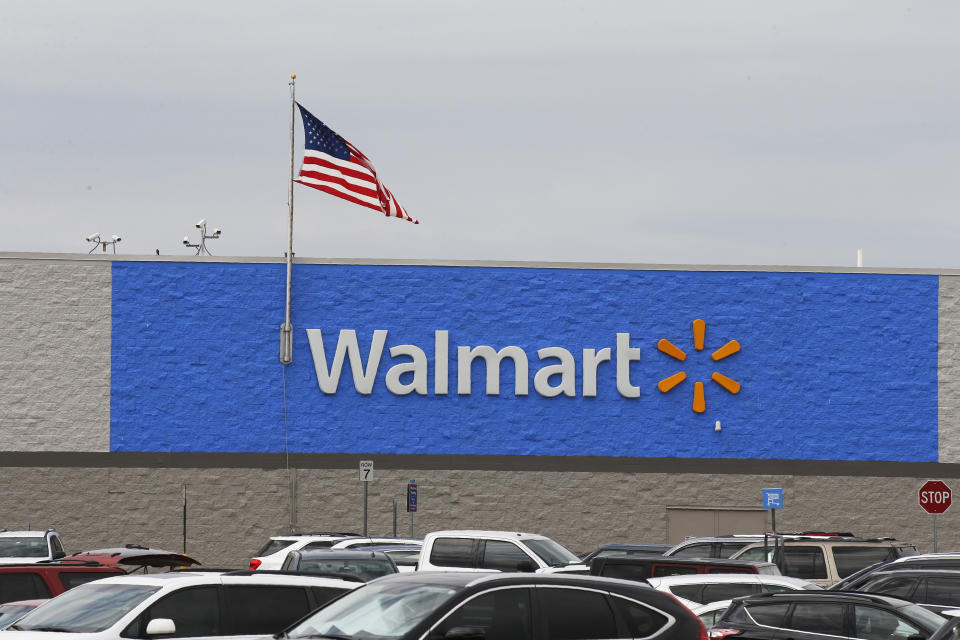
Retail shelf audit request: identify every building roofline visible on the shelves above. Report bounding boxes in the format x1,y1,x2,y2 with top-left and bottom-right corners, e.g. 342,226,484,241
0,251,957,276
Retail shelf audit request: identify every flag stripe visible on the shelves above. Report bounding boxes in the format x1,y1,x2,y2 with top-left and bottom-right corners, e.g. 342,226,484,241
294,180,384,212
296,174,382,207
299,165,380,197
302,150,377,183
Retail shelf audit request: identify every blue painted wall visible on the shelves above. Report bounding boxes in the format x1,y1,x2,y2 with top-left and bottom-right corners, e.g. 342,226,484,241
110,263,939,461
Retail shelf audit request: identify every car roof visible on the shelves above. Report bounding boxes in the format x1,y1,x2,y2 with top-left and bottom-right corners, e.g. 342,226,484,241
648,574,816,588
734,590,917,608
294,549,393,560
597,555,777,568
358,544,422,552
0,531,53,538
370,570,657,592
81,571,360,589
865,569,960,578
426,530,553,540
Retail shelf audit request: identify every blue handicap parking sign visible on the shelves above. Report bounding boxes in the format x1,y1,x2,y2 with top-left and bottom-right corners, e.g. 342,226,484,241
762,488,783,509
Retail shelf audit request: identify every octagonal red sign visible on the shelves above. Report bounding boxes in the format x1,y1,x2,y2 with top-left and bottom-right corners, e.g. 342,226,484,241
919,480,952,514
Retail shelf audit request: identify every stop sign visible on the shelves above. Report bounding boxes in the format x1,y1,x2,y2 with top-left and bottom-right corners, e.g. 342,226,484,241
919,480,952,514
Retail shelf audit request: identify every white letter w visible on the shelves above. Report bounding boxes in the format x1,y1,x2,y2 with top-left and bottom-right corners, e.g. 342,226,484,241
306,329,387,395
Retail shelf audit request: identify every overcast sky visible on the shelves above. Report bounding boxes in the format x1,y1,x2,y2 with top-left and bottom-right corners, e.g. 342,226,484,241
1,1,958,268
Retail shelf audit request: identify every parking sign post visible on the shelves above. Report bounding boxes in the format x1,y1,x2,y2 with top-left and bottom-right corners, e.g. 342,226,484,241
407,479,417,537
359,460,374,536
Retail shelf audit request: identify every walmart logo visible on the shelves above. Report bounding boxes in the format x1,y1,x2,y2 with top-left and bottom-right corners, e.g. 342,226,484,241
657,318,741,413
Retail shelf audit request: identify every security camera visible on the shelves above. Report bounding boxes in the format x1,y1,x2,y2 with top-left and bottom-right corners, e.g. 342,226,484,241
86,233,100,242
183,236,190,245
195,219,206,228
111,235,121,242
213,228,221,237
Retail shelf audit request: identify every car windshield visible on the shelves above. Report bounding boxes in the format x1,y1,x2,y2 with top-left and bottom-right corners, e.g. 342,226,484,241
287,581,457,640
0,604,37,630
524,538,580,566
900,605,947,632
12,583,160,633
0,537,48,557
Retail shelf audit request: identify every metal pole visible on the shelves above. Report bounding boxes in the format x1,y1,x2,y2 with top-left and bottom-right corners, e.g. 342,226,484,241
182,484,187,554
409,511,414,538
363,482,368,536
392,498,398,537
934,514,939,552
280,74,296,364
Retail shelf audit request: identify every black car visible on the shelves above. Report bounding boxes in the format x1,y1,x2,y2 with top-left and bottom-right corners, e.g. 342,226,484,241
710,591,946,640
280,549,398,581
281,571,707,640
832,555,960,591
852,569,960,614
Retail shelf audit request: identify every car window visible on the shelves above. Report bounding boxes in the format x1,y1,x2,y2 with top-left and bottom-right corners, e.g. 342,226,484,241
854,605,923,640
430,538,475,568
736,547,773,563
788,602,845,636
720,543,749,557
670,585,704,602
539,587,618,640
745,603,789,627
58,571,116,591
671,543,715,558
781,547,827,580
481,541,535,572
0,537,49,558
137,585,219,638
432,587,532,640
299,557,396,581
50,537,64,556
833,547,898,579
924,577,960,606
610,595,670,637
864,576,919,600
762,584,797,594
223,585,310,635
312,586,350,607
702,583,760,603
653,565,699,577
0,572,52,602
22,583,160,634
257,539,296,556
303,541,336,550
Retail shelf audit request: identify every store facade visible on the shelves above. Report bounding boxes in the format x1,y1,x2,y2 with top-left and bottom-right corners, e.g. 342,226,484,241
1,253,958,566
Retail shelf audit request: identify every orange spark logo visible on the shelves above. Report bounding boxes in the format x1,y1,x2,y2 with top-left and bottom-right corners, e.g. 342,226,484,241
657,319,741,413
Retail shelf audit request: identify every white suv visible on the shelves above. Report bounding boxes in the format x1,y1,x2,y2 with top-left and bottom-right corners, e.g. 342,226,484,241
0,530,66,565
249,532,360,570
4,571,359,640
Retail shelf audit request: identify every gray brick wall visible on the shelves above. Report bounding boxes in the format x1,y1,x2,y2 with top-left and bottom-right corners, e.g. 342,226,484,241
0,465,952,568
0,259,111,451
941,276,960,462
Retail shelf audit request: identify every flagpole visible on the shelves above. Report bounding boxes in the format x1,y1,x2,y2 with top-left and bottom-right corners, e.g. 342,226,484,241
280,74,296,365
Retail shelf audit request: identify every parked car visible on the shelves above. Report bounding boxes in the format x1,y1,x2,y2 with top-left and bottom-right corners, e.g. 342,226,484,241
646,573,821,604
4,571,359,639
0,562,125,602
709,591,947,640
0,600,45,630
280,549,398,581
832,553,960,591
249,531,360,570
665,535,774,559
851,569,960,615
0,531,66,565
590,555,780,582
281,571,708,640
417,530,587,573
580,543,672,562
731,536,917,586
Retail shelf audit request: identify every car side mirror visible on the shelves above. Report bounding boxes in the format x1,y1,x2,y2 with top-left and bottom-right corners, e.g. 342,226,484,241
515,560,536,573
444,626,486,640
145,618,176,636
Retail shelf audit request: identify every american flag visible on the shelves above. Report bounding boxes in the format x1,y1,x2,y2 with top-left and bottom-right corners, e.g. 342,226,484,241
294,104,418,224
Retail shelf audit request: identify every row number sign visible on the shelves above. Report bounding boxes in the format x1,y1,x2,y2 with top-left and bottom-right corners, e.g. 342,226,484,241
359,460,374,482
919,480,951,514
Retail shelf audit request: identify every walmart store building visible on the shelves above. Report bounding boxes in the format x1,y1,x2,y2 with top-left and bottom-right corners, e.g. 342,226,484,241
2,253,959,566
